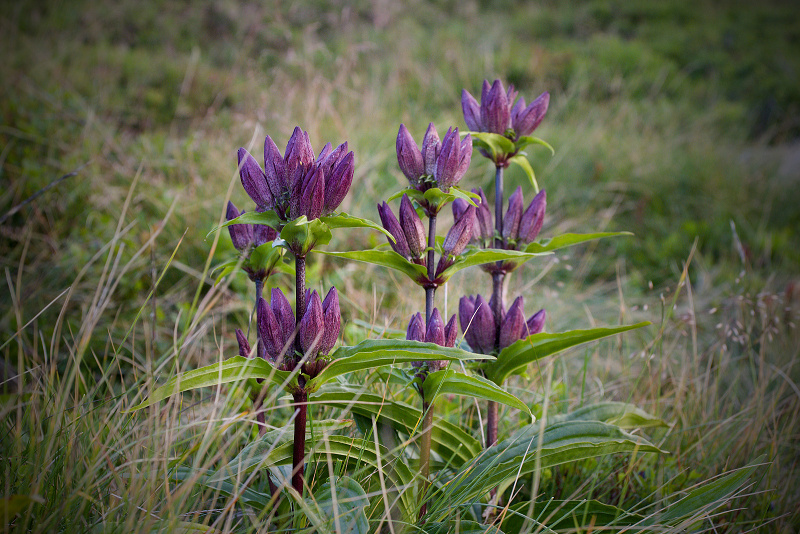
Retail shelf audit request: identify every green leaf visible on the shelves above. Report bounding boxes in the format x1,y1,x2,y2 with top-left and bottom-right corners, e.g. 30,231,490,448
280,216,332,254
422,370,530,415
437,248,551,282
207,210,282,238
312,384,481,468
485,323,651,385
321,212,394,241
318,249,428,284
515,136,555,155
427,421,664,519
127,356,295,411
307,339,491,392
423,520,504,534
211,259,242,285
501,499,643,532
508,154,539,192
522,232,633,254
306,476,370,534
651,456,765,526
549,402,667,429
249,242,287,272
470,132,516,159
450,187,481,206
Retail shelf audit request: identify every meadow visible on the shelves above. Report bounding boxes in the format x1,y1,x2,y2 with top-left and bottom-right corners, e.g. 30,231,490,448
2,0,799,532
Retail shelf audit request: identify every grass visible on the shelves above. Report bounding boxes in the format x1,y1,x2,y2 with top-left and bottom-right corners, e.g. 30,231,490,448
2,0,799,532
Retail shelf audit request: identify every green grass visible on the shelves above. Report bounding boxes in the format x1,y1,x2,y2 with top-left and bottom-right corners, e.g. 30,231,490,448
2,0,799,532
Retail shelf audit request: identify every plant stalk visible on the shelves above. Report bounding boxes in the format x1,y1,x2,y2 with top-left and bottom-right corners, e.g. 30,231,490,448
418,400,434,521
253,279,268,437
425,214,437,322
295,255,306,354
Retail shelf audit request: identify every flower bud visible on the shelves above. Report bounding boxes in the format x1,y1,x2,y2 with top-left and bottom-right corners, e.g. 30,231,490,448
324,150,354,214
284,127,314,185
526,309,546,335
400,194,427,258
502,186,524,241
271,288,295,349
460,294,495,354
258,297,285,361
299,290,324,359
264,135,287,198
481,79,510,135
406,312,426,342
421,123,441,177
442,205,475,257
378,201,411,258
512,92,549,137
235,328,251,358
226,201,253,251
301,165,325,220
435,127,464,190
517,189,546,244
444,313,458,348
238,148,272,209
461,89,482,132
499,296,526,349
474,188,493,242
396,124,425,186
425,308,445,347
320,286,340,355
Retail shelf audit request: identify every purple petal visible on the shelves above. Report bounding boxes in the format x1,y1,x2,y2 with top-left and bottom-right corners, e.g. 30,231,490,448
406,312,426,342
444,314,458,348
443,205,475,257
425,308,445,346
513,92,549,137
238,148,272,209
271,287,295,350
299,290,324,358
320,286,340,355
378,201,411,257
499,296,526,349
434,127,461,190
285,127,315,183
474,188,493,242
400,194,426,258
502,186,524,241
396,124,424,185
324,150,354,214
461,89,482,131
258,297,283,361
235,328,251,358
264,135,287,197
518,189,546,244
526,309,546,335
421,123,441,176
458,295,476,335
481,79,510,135
226,201,253,251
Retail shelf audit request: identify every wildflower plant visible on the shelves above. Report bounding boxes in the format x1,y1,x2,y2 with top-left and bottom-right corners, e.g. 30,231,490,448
128,78,759,533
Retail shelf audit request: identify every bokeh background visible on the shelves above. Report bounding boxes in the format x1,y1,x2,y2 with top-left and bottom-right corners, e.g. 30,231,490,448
2,0,799,531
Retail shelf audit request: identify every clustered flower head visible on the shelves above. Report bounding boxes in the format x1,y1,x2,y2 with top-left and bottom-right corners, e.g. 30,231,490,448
396,123,472,194
238,127,355,222
462,79,549,141
406,308,458,372
256,286,340,372
459,294,545,354
453,186,546,274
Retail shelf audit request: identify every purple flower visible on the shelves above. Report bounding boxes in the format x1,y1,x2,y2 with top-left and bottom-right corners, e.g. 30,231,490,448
462,79,549,140
395,123,472,193
258,296,289,362
502,186,524,241
377,195,426,263
226,201,254,251
235,328,251,358
299,290,325,359
320,287,341,356
436,205,476,276
459,293,546,353
517,189,546,244
407,308,458,372
238,127,354,221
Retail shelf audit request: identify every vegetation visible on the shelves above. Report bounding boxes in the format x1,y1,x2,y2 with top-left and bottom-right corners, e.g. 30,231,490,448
2,0,798,532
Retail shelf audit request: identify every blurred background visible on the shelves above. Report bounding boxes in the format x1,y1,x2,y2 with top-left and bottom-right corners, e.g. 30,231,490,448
1,0,799,529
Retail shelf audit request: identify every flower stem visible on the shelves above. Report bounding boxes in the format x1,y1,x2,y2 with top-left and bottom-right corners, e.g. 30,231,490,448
418,400,434,521
291,390,308,495
295,255,306,355
425,214,437,322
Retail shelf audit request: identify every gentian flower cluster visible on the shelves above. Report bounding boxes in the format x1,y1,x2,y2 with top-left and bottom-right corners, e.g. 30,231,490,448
462,79,549,141
238,127,354,222
396,123,472,195
459,294,545,354
255,286,340,375
406,308,458,371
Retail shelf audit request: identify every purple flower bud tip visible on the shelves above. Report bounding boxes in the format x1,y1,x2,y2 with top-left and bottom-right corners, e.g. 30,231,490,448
271,287,295,347
518,189,546,244
444,314,458,348
400,194,426,258
461,294,495,354
235,328,251,358
421,123,441,177
320,286,340,355
499,296,526,349
238,148,272,209
300,290,324,358
396,124,425,186
482,79,511,135
258,297,284,361
527,309,546,335
425,308,446,346
406,312,425,343
462,89,481,132
503,186,524,240
378,201,411,257
226,201,254,251
442,205,475,258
